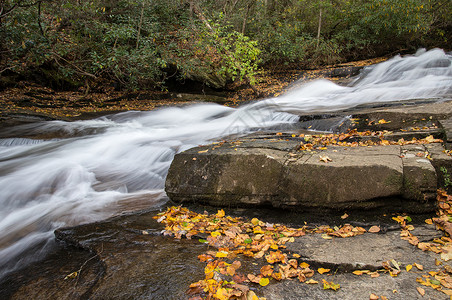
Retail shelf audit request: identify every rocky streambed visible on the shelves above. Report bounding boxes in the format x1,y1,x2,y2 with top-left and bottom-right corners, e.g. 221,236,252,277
3,100,452,299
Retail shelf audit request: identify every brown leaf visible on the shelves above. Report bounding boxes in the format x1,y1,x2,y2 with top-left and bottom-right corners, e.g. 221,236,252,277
369,293,379,300
233,274,247,284
247,273,261,283
260,265,273,277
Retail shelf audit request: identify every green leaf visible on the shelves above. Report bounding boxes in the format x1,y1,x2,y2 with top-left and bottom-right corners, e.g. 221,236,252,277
199,239,208,244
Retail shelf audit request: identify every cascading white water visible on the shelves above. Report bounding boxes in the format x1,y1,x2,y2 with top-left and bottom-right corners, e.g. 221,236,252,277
0,48,451,278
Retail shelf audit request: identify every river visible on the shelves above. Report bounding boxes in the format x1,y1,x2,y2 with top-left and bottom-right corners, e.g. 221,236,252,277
0,48,451,279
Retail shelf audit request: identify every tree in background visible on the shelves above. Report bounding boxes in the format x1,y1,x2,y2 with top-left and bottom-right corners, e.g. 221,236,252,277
0,0,450,91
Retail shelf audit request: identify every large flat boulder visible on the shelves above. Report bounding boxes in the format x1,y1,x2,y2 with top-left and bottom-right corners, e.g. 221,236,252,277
165,139,438,212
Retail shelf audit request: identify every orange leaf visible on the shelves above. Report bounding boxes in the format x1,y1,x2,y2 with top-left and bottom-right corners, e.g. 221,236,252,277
368,226,380,233
318,267,330,274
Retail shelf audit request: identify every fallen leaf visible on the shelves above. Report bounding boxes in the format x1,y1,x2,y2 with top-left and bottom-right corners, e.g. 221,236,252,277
215,288,231,300
417,287,425,296
322,279,340,291
319,155,332,163
321,234,333,240
246,290,260,300
305,279,318,284
247,274,261,283
233,274,247,283
260,265,273,277
215,251,228,258
251,218,260,226
318,268,330,274
369,293,379,300
352,270,370,275
414,263,424,271
259,277,270,287
368,225,380,233
64,271,78,280
341,213,349,219
216,209,225,218
406,264,412,272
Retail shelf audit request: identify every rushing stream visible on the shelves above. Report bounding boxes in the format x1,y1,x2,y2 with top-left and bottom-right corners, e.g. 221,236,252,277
0,48,451,279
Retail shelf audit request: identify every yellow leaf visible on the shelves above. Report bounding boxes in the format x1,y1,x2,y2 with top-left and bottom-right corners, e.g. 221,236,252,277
321,234,333,240
406,264,413,272
215,288,230,300
198,149,209,153
414,263,424,271
251,218,260,226
341,213,349,219
318,268,330,274
425,218,433,224
259,277,270,287
369,293,379,300
305,279,318,284
216,209,225,218
211,231,221,237
299,262,310,269
216,251,228,258
442,289,452,296
246,291,260,300
292,253,301,258
64,271,78,280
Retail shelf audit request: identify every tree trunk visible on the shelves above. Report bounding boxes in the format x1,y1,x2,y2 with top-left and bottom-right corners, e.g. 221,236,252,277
316,8,322,48
136,1,145,49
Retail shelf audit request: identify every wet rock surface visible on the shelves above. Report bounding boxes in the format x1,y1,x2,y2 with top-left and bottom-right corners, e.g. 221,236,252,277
1,210,208,300
2,206,451,300
166,100,452,213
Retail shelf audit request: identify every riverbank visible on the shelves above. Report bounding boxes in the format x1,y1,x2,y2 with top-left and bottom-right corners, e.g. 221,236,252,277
0,57,386,127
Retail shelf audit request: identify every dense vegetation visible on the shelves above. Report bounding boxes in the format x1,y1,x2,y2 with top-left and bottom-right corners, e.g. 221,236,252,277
0,0,450,91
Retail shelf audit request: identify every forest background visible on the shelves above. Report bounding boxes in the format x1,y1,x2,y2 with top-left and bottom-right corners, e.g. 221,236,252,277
0,0,450,93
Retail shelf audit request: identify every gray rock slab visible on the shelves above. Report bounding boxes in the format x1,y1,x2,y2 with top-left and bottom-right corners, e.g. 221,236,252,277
280,146,403,207
165,146,288,206
439,118,452,149
402,145,438,201
263,271,446,300
426,143,452,189
286,228,439,270
167,142,438,211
